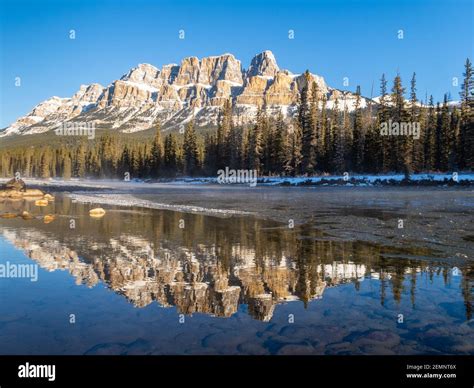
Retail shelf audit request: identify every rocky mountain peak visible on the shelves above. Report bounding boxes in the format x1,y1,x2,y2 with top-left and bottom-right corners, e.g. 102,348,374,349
247,50,279,78
120,63,161,88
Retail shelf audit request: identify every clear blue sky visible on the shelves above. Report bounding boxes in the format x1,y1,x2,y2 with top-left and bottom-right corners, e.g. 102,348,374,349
0,0,472,128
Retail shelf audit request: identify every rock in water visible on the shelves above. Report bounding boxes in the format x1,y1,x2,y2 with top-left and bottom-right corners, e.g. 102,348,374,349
21,211,33,220
0,178,45,199
89,208,106,217
43,193,55,201
43,214,55,224
23,189,46,197
1,213,17,218
34,199,49,207
4,178,26,191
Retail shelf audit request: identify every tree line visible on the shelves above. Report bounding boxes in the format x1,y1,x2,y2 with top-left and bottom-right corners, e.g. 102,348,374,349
0,59,472,179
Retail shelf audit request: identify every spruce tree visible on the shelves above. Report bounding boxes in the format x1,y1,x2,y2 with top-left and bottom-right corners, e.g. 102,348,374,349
409,73,422,172
331,98,346,173
460,58,474,169
150,122,163,177
439,94,452,171
203,133,217,175
247,107,264,173
40,148,52,179
286,122,303,176
63,153,72,180
163,133,178,176
216,99,232,169
391,75,408,173
300,71,316,174
424,96,436,170
273,111,288,175
352,86,364,172
183,119,199,176
75,140,87,178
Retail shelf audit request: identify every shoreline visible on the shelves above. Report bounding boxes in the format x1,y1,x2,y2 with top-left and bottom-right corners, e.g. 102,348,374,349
1,172,474,192
1,177,472,261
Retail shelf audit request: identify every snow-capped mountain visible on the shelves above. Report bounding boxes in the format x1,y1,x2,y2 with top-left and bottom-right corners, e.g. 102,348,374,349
1,50,374,137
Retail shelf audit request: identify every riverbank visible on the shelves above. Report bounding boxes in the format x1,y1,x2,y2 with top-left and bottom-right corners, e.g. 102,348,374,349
0,177,472,261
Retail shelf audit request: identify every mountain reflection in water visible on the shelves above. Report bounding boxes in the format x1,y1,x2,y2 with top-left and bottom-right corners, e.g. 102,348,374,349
1,196,472,323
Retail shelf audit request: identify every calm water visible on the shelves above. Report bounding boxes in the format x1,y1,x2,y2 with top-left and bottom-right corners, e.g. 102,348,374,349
0,196,472,355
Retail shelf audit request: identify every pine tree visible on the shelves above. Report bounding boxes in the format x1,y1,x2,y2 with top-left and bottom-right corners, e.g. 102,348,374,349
300,71,316,174
227,124,243,170
409,72,423,172
435,102,442,170
120,145,131,178
321,95,330,171
310,80,320,167
150,122,163,177
459,58,474,169
352,86,364,172
183,119,199,176
63,152,72,180
331,98,346,173
378,74,391,172
391,74,408,173
40,148,52,179
203,133,217,175
75,140,87,178
286,122,303,176
424,96,436,170
414,102,427,172
450,106,461,169
261,113,273,174
216,99,232,169
163,133,178,176
273,111,288,175
439,94,452,171
246,107,264,173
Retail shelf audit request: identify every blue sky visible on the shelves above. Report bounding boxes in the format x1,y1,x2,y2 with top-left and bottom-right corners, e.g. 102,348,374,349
0,0,472,128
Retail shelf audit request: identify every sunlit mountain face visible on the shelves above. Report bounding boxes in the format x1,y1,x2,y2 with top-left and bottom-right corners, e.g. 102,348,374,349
0,196,472,355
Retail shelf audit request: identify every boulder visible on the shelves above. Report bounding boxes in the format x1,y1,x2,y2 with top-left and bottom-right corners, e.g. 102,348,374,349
4,178,26,191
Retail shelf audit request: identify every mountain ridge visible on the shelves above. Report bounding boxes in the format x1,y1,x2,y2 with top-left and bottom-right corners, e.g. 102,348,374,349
1,50,374,137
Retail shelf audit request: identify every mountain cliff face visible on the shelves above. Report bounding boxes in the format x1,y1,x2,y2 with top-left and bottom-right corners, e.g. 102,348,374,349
1,50,372,137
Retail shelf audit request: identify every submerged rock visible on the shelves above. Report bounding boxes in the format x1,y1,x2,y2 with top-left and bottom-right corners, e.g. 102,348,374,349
23,189,46,198
43,214,55,224
0,213,17,219
20,211,33,220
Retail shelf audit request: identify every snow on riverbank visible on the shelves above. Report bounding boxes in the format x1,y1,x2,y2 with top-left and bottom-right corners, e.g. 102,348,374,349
259,173,474,186
1,172,473,189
